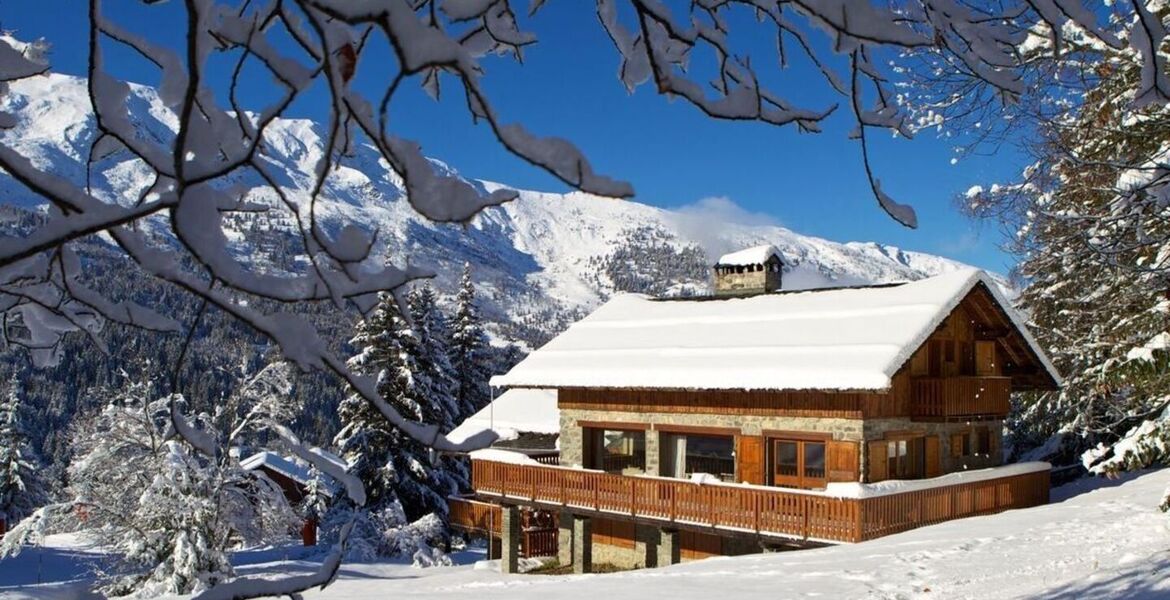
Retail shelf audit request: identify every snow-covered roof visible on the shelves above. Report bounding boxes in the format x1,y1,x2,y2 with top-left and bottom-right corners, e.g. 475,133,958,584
240,447,344,492
447,388,559,445
241,451,313,484
491,268,1061,392
716,244,782,266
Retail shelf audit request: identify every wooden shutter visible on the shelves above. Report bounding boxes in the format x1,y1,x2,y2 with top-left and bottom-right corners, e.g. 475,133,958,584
828,440,860,482
581,427,595,469
925,435,941,478
950,433,964,458
867,440,888,483
736,435,765,484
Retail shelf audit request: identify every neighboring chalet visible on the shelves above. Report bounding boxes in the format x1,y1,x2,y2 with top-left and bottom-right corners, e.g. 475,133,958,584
448,388,560,463
449,250,1060,574
241,449,342,546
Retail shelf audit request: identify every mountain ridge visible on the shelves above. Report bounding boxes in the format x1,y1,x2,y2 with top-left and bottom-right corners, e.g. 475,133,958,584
0,73,999,348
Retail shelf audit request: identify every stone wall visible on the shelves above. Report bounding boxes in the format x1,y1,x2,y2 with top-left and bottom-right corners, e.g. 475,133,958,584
561,407,1003,477
864,417,1004,472
560,407,863,472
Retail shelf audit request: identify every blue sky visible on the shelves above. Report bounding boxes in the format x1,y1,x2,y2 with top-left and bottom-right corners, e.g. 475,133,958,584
1,2,1026,272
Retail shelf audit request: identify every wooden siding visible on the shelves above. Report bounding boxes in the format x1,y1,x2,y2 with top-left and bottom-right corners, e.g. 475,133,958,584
471,459,1049,544
681,530,724,559
560,380,910,419
593,517,636,549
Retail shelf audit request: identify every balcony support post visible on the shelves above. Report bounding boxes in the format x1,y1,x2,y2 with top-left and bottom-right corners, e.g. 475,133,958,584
557,511,574,567
657,528,681,566
500,504,521,574
573,514,593,574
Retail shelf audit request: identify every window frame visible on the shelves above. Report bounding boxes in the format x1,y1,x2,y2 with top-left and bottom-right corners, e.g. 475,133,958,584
769,437,829,490
660,432,737,482
584,426,647,474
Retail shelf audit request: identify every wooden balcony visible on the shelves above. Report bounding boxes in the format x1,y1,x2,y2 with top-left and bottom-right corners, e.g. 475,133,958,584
448,496,558,557
911,376,1011,421
469,459,1049,544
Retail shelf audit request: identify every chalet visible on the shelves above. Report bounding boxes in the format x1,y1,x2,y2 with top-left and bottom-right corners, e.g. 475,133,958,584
449,255,1060,574
241,449,342,546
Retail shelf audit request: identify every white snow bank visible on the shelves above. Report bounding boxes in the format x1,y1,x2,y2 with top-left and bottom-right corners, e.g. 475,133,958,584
467,448,545,465
8,471,1170,599
824,461,1051,499
492,269,1061,391
716,244,782,266
447,388,559,445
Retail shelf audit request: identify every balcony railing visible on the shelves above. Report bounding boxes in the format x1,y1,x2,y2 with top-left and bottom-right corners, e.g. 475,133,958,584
448,496,558,558
911,376,1011,421
468,459,1049,544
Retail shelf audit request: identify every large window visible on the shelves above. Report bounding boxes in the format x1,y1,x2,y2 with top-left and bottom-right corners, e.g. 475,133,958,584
771,438,827,489
661,433,735,482
887,437,926,479
586,428,646,474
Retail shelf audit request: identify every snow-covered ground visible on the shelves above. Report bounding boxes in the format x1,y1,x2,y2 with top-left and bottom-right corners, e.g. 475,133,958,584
4,470,1169,599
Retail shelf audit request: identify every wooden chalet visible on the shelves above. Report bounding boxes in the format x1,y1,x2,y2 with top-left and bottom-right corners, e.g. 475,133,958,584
450,250,1060,574
241,450,340,546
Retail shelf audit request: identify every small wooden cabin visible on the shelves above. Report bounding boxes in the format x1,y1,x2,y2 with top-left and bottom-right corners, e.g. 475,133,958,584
454,266,1060,574
241,450,339,546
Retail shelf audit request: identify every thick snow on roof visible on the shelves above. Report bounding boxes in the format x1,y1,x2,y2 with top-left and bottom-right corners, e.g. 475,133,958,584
447,388,559,445
240,451,312,484
492,268,1060,392
716,244,782,266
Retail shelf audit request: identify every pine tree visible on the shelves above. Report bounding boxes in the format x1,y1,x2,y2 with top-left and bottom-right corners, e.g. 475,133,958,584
449,264,491,421
335,292,454,541
0,375,48,530
407,284,460,433
966,40,1170,478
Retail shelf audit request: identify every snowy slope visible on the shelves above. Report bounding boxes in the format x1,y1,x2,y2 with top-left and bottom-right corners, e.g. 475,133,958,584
3,470,1168,599
0,74,995,346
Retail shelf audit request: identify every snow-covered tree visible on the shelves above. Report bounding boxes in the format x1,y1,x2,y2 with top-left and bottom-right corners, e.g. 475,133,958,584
0,2,1164,596
0,375,48,530
408,283,460,433
0,369,312,597
942,15,1170,488
335,292,460,555
450,264,492,421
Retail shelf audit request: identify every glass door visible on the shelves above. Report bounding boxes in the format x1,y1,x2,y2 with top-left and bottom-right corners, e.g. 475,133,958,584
771,439,827,489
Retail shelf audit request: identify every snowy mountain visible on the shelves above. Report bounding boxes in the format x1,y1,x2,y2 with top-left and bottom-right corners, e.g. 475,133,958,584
0,74,992,347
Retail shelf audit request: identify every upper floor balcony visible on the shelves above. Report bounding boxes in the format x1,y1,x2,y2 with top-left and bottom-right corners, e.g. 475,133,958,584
910,376,1011,421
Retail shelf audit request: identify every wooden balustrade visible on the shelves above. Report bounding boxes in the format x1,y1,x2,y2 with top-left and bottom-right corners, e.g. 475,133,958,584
447,496,559,557
911,376,1011,421
470,459,1049,544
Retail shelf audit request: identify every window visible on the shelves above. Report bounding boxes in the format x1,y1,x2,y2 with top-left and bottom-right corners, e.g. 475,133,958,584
771,439,827,489
887,437,926,479
951,426,992,458
587,428,646,474
661,433,735,482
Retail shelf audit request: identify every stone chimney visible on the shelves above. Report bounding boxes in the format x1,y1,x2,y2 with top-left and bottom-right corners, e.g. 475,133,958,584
713,245,784,296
